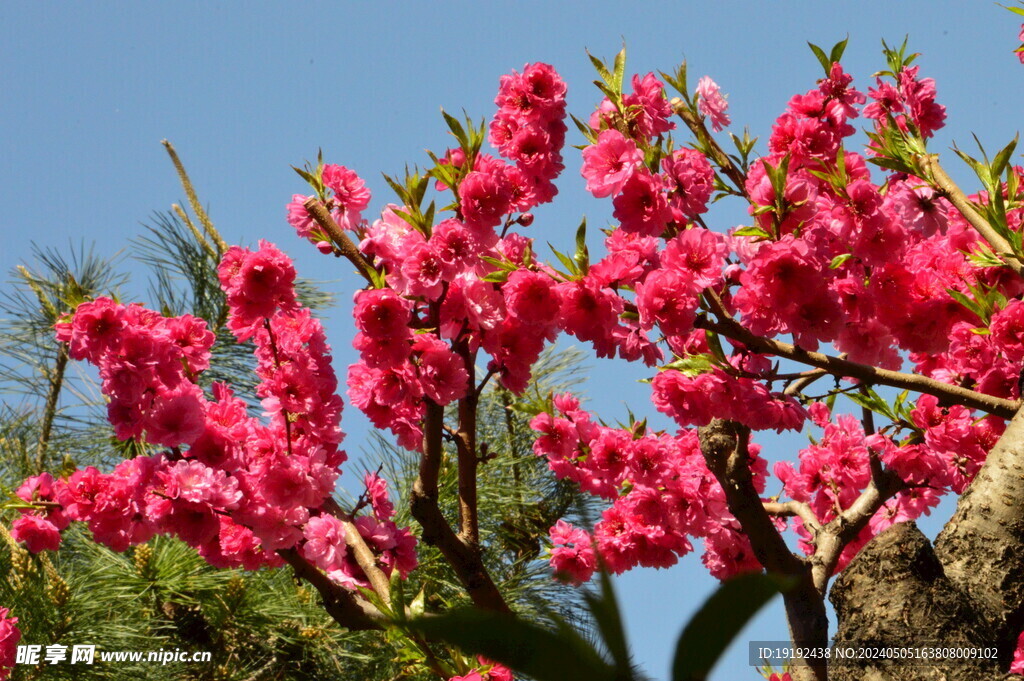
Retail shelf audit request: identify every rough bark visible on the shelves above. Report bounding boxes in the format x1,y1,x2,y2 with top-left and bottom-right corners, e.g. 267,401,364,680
826,409,1024,680
935,407,1024,651
829,522,1002,681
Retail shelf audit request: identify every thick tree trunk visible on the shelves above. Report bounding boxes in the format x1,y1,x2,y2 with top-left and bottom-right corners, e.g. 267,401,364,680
829,522,1002,680
825,409,1024,680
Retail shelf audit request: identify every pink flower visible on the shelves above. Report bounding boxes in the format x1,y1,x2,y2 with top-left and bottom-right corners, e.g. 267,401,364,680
302,514,347,570
414,334,470,405
218,241,299,340
11,514,62,553
580,129,643,198
549,519,596,584
459,168,514,231
353,288,412,338
143,384,206,447
661,148,715,220
502,269,560,327
322,164,371,212
696,76,731,132
612,170,672,237
0,608,19,681
286,194,317,239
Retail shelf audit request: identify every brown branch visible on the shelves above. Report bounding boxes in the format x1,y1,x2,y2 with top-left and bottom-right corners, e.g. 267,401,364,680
763,500,822,534
35,344,68,473
277,548,383,631
693,313,1020,418
810,470,903,594
698,420,803,575
321,498,393,608
455,345,480,546
697,420,827,681
303,198,377,283
920,154,1024,277
410,400,509,613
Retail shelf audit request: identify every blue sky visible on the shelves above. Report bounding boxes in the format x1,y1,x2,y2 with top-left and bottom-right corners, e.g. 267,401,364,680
3,2,1023,679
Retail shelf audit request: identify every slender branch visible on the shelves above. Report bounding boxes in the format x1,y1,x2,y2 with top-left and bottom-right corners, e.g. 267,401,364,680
410,400,509,613
693,313,1020,418
303,198,377,283
35,344,68,473
322,498,393,608
782,367,833,397
697,420,828,681
920,154,1024,276
277,548,383,631
262,320,293,458
763,500,822,534
455,346,481,545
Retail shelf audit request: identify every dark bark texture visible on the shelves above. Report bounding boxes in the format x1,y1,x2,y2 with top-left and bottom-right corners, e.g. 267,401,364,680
827,408,1024,680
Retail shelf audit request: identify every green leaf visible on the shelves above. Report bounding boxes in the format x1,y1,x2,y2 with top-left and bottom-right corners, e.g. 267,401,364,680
409,610,616,681
549,242,580,277
672,573,790,681
441,108,468,148
661,354,717,377
947,288,986,322
612,45,627,95
732,225,772,240
991,134,1019,187
479,255,516,272
807,42,831,74
829,36,850,65
575,218,590,273
587,50,613,86
845,387,897,421
866,156,915,175
571,114,598,143
830,253,855,269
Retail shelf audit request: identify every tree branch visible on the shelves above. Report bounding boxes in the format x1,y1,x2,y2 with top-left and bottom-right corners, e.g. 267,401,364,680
35,343,68,473
321,498,393,608
920,154,1024,277
693,313,1020,418
763,500,822,534
410,400,509,613
277,548,383,631
303,198,378,283
697,419,827,681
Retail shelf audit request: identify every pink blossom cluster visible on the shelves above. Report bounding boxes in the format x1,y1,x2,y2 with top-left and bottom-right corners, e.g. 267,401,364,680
590,72,675,141
776,398,1003,573
10,472,68,552
287,163,372,250
864,65,946,139
14,242,417,593
542,54,1024,590
0,608,18,681
448,657,513,681
489,62,568,206
534,393,771,582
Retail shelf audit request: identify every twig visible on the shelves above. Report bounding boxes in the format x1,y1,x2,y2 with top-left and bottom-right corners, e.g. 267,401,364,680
303,198,378,283
920,154,1023,276
693,313,1020,418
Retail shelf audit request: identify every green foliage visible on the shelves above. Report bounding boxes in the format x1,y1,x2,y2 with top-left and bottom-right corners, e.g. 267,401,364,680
409,569,789,681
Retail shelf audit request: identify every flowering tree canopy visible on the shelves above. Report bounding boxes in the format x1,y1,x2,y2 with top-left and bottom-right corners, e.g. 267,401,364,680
8,22,1024,681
